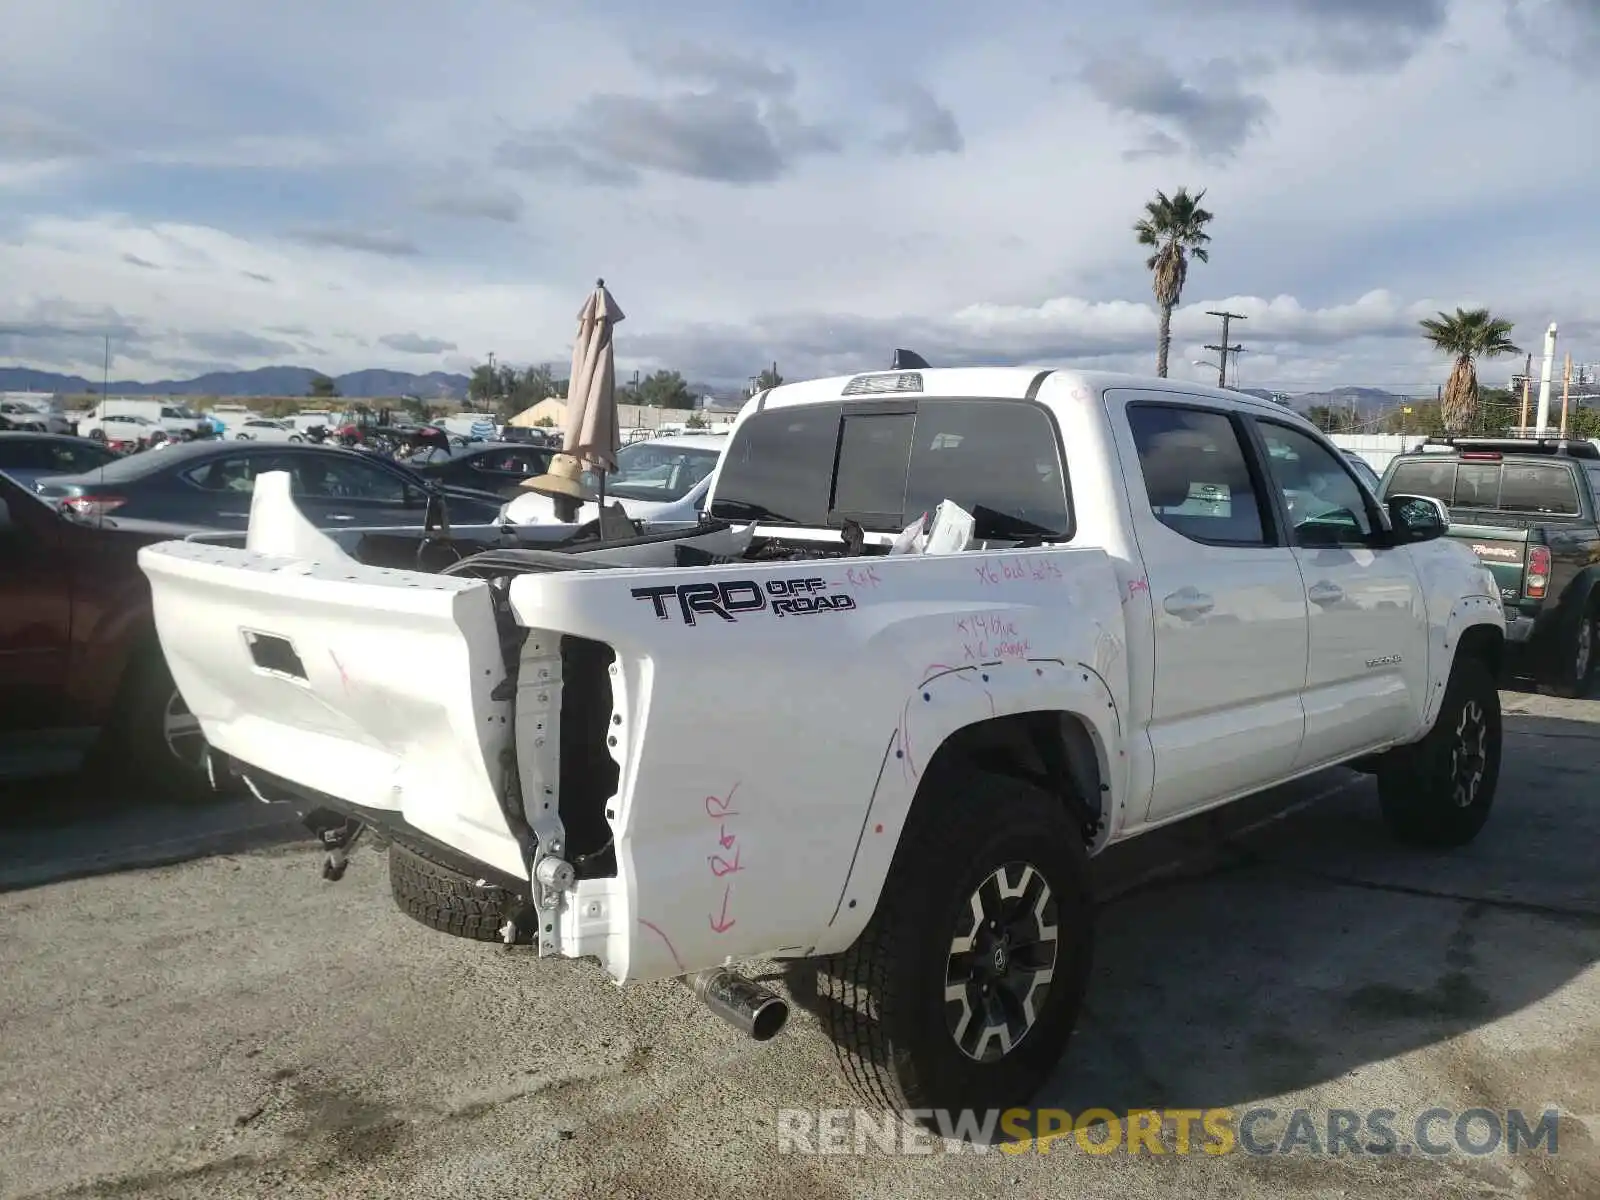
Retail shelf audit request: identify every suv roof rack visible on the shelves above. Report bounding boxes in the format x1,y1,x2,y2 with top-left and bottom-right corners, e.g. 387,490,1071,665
1418,436,1599,460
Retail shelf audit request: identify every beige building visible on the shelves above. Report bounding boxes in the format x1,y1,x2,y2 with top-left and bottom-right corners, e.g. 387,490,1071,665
509,398,729,431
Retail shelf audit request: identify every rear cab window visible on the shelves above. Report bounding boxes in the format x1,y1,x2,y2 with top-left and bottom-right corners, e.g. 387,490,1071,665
1385,458,1580,515
710,398,1070,537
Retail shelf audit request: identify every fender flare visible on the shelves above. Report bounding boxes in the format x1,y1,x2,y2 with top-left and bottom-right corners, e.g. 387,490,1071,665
810,656,1122,957
1420,598,1505,733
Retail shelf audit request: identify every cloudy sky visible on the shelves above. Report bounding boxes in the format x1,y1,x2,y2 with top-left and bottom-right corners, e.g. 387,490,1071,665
1,0,1596,393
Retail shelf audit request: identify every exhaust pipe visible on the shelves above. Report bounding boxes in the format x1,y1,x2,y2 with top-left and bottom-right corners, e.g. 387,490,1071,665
688,968,789,1041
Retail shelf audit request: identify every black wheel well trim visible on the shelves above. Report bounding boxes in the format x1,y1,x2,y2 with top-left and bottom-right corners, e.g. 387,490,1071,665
924,710,1108,846
1454,621,1504,678
819,707,1109,935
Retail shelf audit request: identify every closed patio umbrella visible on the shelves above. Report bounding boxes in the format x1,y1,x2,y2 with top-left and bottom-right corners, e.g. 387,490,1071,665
521,279,624,523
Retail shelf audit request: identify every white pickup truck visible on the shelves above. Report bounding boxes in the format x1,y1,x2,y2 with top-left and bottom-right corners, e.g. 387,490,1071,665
137,366,1506,1123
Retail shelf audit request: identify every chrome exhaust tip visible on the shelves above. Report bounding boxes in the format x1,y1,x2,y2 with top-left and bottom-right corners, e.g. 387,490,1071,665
688,968,789,1041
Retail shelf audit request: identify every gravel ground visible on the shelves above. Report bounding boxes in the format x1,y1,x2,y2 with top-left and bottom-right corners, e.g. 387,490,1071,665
0,689,1596,1200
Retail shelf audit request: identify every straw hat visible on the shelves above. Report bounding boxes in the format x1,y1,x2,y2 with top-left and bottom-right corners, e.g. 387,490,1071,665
520,452,597,501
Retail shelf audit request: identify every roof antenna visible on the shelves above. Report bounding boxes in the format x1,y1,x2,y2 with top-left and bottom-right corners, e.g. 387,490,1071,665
892,349,929,370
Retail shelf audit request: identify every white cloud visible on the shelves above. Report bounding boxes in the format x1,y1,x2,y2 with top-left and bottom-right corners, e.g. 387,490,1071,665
0,0,1595,395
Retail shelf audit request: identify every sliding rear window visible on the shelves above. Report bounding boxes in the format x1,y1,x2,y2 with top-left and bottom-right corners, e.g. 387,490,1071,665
710,398,1071,535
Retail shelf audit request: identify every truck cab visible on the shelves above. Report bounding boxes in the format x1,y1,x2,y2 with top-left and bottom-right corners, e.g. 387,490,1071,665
1378,436,1600,695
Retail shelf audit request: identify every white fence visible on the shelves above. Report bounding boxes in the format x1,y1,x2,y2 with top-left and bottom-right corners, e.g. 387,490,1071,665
1327,433,1427,475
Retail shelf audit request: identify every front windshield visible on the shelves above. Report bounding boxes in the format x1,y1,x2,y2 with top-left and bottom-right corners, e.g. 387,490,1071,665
587,442,720,502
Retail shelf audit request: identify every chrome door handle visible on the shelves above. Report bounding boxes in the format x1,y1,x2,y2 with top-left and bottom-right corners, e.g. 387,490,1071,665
1308,581,1345,606
1162,588,1215,618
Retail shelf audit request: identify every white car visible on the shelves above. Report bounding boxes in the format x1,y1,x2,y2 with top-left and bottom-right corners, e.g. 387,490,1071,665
137,366,1505,1127
83,412,160,448
0,402,73,435
232,418,304,443
499,432,726,527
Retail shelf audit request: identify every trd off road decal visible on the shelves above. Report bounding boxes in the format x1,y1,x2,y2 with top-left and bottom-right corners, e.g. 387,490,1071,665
631,576,857,626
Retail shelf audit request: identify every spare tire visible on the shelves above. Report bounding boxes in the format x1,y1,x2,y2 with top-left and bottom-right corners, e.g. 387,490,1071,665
387,836,520,942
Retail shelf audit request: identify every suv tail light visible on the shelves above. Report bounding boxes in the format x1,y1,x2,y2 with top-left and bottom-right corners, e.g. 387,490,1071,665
61,495,127,521
1526,545,1552,599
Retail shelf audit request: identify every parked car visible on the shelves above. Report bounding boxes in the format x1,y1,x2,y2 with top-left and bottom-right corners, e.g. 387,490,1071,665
1341,450,1382,493
232,418,304,443
0,469,216,791
0,432,119,489
405,441,555,499
1377,436,1600,696
137,365,1506,1125
0,401,74,435
32,440,510,530
81,400,208,441
85,413,162,453
497,432,726,526
498,425,556,447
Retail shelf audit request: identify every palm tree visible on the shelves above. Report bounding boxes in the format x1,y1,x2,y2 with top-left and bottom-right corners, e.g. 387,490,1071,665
1135,187,1214,377
1419,308,1520,433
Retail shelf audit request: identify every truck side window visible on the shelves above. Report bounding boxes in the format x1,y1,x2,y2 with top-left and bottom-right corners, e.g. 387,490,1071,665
1127,405,1266,546
1498,464,1579,515
1386,460,1456,504
1255,421,1376,546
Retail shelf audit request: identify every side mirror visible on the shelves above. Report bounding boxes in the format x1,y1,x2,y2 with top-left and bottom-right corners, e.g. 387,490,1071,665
1386,494,1449,543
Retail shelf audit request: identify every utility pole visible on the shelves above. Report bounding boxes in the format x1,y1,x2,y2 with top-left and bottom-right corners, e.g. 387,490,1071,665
102,335,110,398
1560,353,1572,438
1517,352,1532,431
1205,310,1246,388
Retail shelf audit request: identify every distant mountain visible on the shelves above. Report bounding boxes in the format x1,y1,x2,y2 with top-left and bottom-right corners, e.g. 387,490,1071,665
0,365,470,400
1283,387,1405,417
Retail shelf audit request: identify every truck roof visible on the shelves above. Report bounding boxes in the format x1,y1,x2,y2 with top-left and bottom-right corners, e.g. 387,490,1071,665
750,366,1310,424
1405,436,1600,461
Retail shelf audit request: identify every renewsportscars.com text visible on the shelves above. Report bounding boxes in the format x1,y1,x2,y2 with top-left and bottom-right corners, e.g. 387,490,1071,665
776,1107,1563,1157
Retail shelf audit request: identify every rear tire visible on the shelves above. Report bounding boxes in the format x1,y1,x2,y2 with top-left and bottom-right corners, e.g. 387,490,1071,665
387,837,518,942
1547,606,1597,699
104,649,218,803
818,768,1094,1123
1376,654,1500,847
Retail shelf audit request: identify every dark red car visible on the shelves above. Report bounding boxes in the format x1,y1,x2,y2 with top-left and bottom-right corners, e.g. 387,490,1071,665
0,469,216,795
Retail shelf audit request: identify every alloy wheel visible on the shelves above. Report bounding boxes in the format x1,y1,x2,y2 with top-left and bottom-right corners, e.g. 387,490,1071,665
1450,699,1489,809
944,862,1060,1063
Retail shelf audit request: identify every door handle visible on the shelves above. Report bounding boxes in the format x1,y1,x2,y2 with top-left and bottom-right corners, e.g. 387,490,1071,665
1308,581,1345,606
1162,588,1215,618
